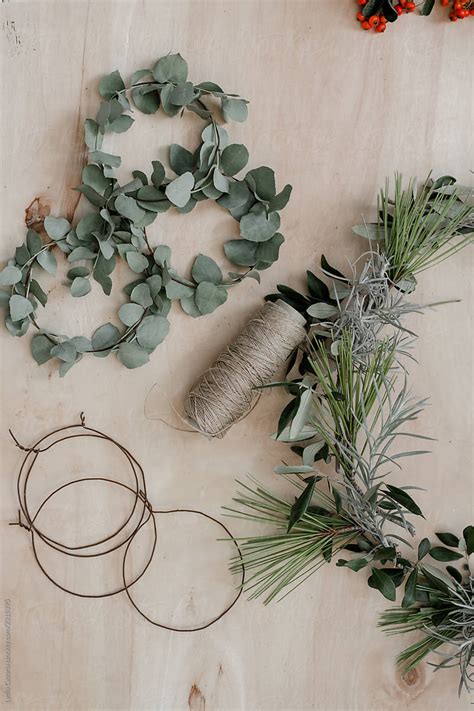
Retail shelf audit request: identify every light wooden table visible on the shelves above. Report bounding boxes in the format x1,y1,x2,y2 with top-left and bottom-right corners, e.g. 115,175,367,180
1,1,472,709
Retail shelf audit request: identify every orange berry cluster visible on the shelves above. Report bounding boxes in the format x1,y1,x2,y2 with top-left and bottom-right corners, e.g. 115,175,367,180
356,0,415,31
441,0,474,20
356,0,473,31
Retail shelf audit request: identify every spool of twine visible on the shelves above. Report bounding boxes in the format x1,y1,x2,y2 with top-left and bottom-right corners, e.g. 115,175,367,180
184,299,307,438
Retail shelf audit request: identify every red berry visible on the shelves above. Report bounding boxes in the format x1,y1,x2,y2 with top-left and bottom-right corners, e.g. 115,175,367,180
440,0,449,5
369,14,380,24
361,20,371,29
357,0,367,5
357,11,365,20
375,22,386,31
449,11,458,19
395,4,403,13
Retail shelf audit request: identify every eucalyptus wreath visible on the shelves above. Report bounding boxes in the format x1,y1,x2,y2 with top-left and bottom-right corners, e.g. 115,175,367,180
227,174,474,695
0,53,291,375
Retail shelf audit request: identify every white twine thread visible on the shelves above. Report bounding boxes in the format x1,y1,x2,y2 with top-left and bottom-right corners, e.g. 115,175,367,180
184,299,306,438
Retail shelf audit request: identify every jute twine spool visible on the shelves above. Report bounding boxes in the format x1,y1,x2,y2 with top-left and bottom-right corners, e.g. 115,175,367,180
184,299,307,438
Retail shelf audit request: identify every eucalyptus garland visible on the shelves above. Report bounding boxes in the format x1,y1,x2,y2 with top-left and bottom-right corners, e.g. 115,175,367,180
0,53,291,375
227,174,474,694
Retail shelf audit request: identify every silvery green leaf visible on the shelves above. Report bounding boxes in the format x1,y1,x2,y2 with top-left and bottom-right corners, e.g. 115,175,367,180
170,81,194,106
96,98,122,128
126,251,149,273
255,232,284,264
36,249,57,275
136,315,170,349
245,270,260,282
118,302,144,326
109,114,134,133
146,274,163,300
165,172,194,208
98,70,125,99
75,185,106,208
88,150,121,168
273,424,318,443
76,213,104,239
165,280,195,299
70,276,91,297
156,294,171,317
223,239,257,267
302,441,326,466
352,223,386,240
268,184,292,212
130,283,153,308
307,302,339,319
59,356,81,378
191,254,222,285
151,160,165,188
70,336,91,353
177,198,196,214
82,164,110,196
195,81,224,94
169,144,194,175
91,322,120,350
152,53,188,83
201,124,229,147
329,284,351,300
84,119,102,150
153,245,171,267
213,168,229,193
29,279,47,307
0,265,22,286
159,83,181,117
240,206,280,242
98,239,114,260
115,194,146,223
220,144,249,176
50,340,77,363
245,167,276,201
117,341,149,369
202,182,222,200
5,315,29,336
180,294,202,317
289,388,313,440
199,142,216,171
131,86,160,114
218,181,250,210
195,281,228,315
15,244,30,265
68,246,97,262
131,68,152,84
273,464,314,475
26,230,43,255
31,334,53,364
221,97,248,122
44,216,70,240
0,292,10,308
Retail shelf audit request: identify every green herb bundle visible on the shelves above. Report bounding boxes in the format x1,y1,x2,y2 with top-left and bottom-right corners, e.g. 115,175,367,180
228,174,473,695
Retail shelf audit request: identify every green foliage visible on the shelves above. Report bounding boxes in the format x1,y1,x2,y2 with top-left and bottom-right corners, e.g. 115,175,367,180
1,53,293,375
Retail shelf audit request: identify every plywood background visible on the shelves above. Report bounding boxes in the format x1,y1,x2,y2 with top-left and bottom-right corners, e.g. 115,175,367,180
0,1,472,709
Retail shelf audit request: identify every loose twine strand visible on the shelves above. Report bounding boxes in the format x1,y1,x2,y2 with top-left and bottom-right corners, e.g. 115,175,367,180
183,300,306,438
8,413,244,632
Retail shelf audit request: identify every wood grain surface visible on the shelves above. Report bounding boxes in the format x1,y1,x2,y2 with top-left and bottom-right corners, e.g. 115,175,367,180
0,1,472,709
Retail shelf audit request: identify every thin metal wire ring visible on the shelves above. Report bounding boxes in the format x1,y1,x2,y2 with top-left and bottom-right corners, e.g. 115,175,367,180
9,415,245,631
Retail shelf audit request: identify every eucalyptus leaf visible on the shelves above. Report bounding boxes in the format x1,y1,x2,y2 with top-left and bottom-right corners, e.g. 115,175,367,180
191,254,222,285
220,144,249,176
9,294,34,321
70,276,91,298
152,53,188,83
44,216,70,241
195,281,228,315
222,98,248,122
130,283,153,308
91,322,120,350
118,302,145,326
31,334,53,365
240,206,280,242
307,302,339,319
165,172,194,208
0,266,22,286
117,341,150,369
169,144,194,175
126,251,149,273
136,315,170,349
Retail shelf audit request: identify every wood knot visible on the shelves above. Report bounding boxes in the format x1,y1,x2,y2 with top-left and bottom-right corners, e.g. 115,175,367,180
24,196,51,231
396,664,426,695
188,683,205,711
